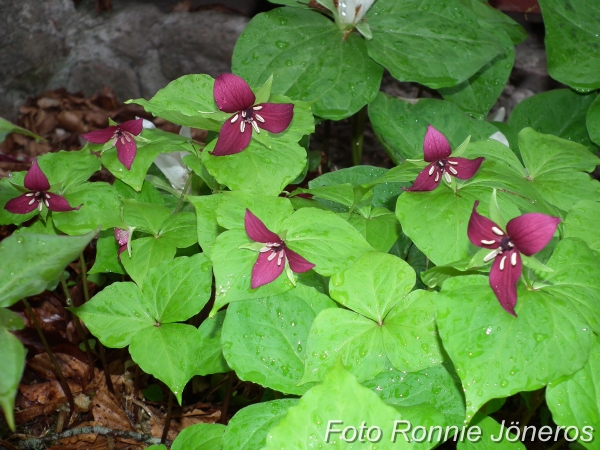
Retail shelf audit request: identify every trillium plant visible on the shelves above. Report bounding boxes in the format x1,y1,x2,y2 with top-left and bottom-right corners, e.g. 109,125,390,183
1,1,600,449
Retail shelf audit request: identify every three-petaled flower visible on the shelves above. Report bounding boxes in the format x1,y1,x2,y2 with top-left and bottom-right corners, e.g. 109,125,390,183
212,74,294,156
467,201,561,316
405,125,484,191
4,160,81,214
82,118,143,170
244,209,314,288
337,0,375,26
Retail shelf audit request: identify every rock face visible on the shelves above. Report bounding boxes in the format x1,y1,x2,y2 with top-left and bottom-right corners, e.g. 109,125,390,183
0,0,249,121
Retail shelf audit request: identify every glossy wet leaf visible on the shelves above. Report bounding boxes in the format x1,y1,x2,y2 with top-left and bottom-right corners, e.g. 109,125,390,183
158,212,198,248
38,149,101,192
232,7,382,120
222,284,334,394
122,199,171,235
456,414,525,449
0,329,26,431
194,311,230,376
347,209,401,252
171,423,226,450
89,229,125,275
564,200,600,253
120,236,176,287
215,192,294,233
0,117,44,142
0,230,96,307
187,194,223,257
587,95,600,146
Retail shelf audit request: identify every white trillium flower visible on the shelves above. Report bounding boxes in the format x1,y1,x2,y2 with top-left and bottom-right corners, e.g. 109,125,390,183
337,0,375,25
489,131,510,148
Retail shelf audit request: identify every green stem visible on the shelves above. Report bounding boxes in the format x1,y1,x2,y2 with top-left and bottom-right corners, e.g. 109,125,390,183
519,388,545,432
174,175,194,214
161,391,174,444
351,106,367,166
79,253,90,303
219,372,236,425
322,120,331,169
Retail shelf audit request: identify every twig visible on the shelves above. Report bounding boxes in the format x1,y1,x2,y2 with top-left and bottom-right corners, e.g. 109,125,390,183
161,391,174,444
132,364,140,424
129,397,162,426
16,426,171,450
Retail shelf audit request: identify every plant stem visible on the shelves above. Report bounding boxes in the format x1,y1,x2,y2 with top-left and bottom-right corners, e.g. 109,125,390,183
79,253,90,304
22,298,75,418
132,364,140,424
174,175,194,214
218,372,235,425
322,120,331,169
519,388,545,432
161,391,174,444
351,106,367,166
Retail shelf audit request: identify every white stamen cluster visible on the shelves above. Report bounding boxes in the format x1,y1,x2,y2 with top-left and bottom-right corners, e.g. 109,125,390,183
25,191,50,211
259,242,286,266
481,227,517,270
111,129,132,147
231,106,265,134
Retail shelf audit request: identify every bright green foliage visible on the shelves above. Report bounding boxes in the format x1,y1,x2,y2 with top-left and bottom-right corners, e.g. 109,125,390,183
457,414,525,449
194,311,230,376
0,328,26,431
564,200,600,252
171,422,226,450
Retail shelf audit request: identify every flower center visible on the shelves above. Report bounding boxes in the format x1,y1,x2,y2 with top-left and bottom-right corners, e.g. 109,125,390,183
260,242,286,266
231,106,266,134
113,129,132,146
500,237,514,252
25,191,50,211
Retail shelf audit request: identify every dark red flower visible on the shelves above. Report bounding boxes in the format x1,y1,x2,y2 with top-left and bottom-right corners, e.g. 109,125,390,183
244,209,314,288
4,160,81,214
467,201,561,316
212,74,294,156
405,125,484,191
81,118,143,170
114,228,129,259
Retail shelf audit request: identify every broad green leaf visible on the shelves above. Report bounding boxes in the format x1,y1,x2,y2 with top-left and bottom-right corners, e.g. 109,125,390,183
232,8,383,120
284,208,376,276
194,311,230,376
89,229,126,275
508,90,598,152
130,323,204,404
564,200,600,252
461,139,527,178
122,199,171,235
0,117,44,142
171,423,226,450
587,95,600,146
0,309,24,330
539,0,600,90
330,252,415,323
188,194,223,257
0,178,36,225
369,93,498,163
222,284,335,394
53,182,123,235
128,74,222,131
457,414,525,449
436,241,596,421
114,179,165,205
0,231,96,307
459,0,527,45
216,192,294,233
0,329,26,431
366,0,506,89
222,399,299,450
347,209,402,253
120,236,176,287
546,337,600,450
143,254,212,323
73,282,154,348
158,211,198,248
38,149,101,192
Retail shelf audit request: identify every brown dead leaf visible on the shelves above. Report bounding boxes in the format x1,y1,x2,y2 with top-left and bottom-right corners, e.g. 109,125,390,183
19,379,82,405
92,385,134,431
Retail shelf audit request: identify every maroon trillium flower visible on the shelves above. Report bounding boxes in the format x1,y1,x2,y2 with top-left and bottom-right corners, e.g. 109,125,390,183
4,160,80,214
114,228,129,259
212,74,294,156
244,209,314,288
81,118,143,170
467,201,561,316
405,125,485,191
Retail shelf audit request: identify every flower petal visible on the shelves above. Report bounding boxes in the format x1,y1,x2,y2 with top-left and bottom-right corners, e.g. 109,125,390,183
506,213,561,256
489,249,522,316
404,163,441,191
254,103,294,134
81,126,118,144
115,134,137,170
24,160,51,191
213,73,255,113
118,118,144,136
285,247,315,273
467,201,503,249
4,193,39,214
47,193,81,212
423,125,451,162
446,157,484,180
251,251,286,288
244,209,281,243
212,117,252,156
115,228,129,246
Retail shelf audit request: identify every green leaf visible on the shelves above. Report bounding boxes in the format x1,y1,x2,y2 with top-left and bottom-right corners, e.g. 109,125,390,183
587,95,600,146
120,236,176,287
0,231,96,307
216,192,294,233
366,0,506,89
0,329,26,431
187,194,223,257
459,0,527,45
0,117,44,142
368,93,498,163
89,229,126,275
546,336,600,450
232,8,383,120
194,311,230,376
347,209,402,253
158,212,198,248
456,414,525,449
171,423,226,450
128,74,222,131
0,309,24,331
0,178,36,226
130,323,205,404
38,149,101,192
122,199,171,235
564,200,600,252
509,89,598,152
284,208,376,276
222,399,299,450
222,284,335,394
539,0,600,90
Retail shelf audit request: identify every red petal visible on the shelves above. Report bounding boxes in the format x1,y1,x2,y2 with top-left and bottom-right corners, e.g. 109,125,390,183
118,118,143,136
213,73,255,113
506,213,561,256
4,194,39,214
81,126,118,144
115,228,129,246
404,163,441,191
47,193,81,212
115,135,137,170
24,160,50,191
285,247,315,273
212,117,252,156
489,249,522,316
254,103,294,134
467,201,503,249
117,244,127,259
251,251,285,288
446,157,484,180
244,209,280,243
423,125,451,162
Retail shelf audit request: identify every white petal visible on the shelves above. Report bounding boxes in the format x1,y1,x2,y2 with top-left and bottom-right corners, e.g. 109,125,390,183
489,131,510,148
